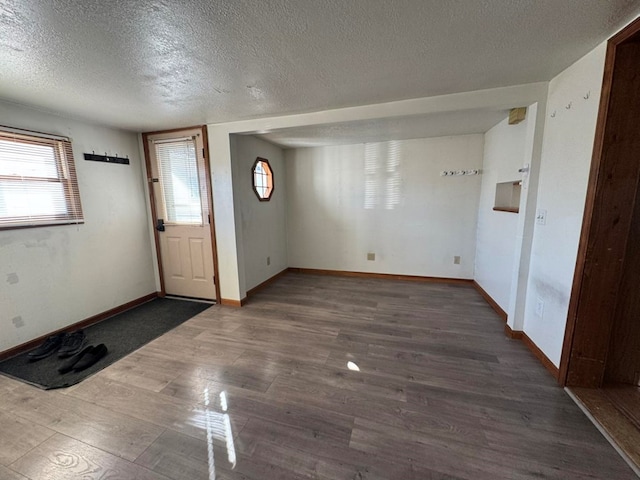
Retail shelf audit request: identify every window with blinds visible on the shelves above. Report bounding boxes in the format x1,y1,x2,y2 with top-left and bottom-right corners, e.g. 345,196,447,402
0,127,83,229
154,137,203,224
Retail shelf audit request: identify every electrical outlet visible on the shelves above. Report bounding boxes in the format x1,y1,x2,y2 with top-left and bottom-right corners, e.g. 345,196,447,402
367,253,375,261
535,297,544,317
453,256,461,265
266,256,270,266
536,209,547,225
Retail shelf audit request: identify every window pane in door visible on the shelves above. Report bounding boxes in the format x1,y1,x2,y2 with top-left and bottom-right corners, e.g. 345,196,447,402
155,139,203,224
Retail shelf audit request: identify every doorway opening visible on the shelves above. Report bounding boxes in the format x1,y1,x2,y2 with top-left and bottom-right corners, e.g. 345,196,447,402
561,17,640,470
143,126,220,302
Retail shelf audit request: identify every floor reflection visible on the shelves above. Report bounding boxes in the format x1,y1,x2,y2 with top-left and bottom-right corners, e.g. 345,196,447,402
200,387,237,479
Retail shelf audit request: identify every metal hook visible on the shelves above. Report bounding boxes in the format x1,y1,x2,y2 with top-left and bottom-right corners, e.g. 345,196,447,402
584,91,590,100
566,102,572,110
550,111,556,118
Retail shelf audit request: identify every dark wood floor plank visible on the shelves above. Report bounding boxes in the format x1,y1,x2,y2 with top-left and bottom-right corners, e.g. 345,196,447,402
134,429,219,480
407,382,602,443
287,360,409,402
193,328,332,364
161,374,355,446
144,334,246,366
351,416,635,480
0,384,163,462
0,409,55,466
10,434,171,480
0,375,20,397
97,349,190,392
229,392,355,446
159,371,234,404
266,374,489,448
238,416,465,480
0,465,28,480
1,272,634,479
66,376,248,443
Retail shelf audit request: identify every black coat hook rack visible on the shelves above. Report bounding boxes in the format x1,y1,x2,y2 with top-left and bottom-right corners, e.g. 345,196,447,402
84,151,130,165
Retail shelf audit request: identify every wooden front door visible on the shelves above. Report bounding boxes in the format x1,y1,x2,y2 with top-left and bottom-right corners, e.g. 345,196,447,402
145,127,218,301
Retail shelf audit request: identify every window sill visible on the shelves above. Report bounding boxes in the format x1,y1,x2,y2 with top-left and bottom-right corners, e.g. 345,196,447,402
493,207,519,214
0,221,85,231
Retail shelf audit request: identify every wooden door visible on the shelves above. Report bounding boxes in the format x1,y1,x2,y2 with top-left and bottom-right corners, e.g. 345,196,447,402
605,172,640,386
561,19,640,387
146,128,217,300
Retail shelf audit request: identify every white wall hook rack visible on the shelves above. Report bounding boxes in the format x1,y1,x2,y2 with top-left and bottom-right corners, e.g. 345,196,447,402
440,169,479,177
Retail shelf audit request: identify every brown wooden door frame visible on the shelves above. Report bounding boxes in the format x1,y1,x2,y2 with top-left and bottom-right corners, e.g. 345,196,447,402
560,17,640,387
142,125,221,302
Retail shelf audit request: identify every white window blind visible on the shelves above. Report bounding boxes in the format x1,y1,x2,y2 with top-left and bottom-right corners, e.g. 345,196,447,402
0,128,83,229
155,137,203,224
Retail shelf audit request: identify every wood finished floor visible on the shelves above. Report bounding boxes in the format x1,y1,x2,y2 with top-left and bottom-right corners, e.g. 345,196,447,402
0,272,635,479
570,385,640,471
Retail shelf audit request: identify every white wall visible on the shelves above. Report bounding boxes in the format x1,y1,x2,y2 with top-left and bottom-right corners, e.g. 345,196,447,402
285,135,483,278
0,101,156,352
475,116,530,311
208,84,548,301
523,43,607,366
230,135,287,294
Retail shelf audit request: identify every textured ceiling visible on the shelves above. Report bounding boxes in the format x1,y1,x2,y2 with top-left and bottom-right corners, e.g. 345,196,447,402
0,0,639,134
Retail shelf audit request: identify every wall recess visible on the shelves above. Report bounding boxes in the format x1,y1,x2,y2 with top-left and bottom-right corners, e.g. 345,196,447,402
493,180,521,213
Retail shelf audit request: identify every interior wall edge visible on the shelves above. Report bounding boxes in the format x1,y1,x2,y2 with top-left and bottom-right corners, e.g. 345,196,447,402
137,132,162,293
288,267,473,285
472,280,508,321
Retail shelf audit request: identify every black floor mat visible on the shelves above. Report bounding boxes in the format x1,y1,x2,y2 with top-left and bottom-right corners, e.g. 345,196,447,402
0,297,211,390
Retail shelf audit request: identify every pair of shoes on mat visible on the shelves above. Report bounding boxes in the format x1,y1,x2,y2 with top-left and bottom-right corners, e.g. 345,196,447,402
27,333,67,361
27,330,87,361
59,330,87,358
58,344,108,374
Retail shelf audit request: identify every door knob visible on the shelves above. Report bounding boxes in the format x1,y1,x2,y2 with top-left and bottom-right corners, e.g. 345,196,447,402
156,219,165,232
